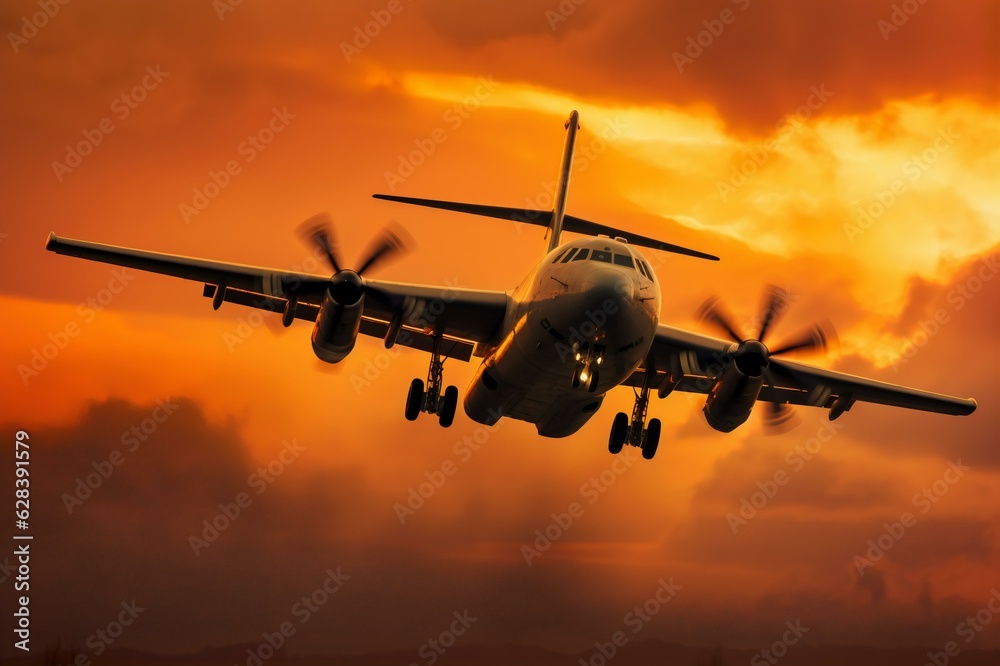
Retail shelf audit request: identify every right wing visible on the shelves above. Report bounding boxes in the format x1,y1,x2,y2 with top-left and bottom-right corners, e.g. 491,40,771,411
624,323,977,417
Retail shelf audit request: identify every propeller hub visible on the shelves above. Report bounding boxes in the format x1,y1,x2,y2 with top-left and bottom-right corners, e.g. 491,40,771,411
328,270,364,306
735,339,769,377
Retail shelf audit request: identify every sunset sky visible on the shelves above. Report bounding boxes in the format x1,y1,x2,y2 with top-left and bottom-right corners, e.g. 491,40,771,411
1,0,998,661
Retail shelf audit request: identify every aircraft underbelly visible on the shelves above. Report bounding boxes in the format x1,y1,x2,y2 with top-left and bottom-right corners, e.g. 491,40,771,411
463,297,651,437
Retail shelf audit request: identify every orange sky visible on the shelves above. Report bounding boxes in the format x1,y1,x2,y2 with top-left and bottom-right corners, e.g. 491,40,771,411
1,0,998,660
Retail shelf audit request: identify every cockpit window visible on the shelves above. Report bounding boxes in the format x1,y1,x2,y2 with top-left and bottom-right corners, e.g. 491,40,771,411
552,248,570,263
613,254,634,268
591,249,612,263
640,260,653,279
560,248,578,263
572,248,590,261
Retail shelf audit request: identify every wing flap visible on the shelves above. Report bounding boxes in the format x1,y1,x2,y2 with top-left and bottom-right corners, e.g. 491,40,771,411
201,284,473,361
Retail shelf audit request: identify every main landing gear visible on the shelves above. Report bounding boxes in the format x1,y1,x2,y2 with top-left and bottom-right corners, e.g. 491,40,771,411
404,334,459,427
608,367,660,460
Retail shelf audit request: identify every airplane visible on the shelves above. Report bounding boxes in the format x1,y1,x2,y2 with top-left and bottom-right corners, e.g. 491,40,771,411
45,110,977,460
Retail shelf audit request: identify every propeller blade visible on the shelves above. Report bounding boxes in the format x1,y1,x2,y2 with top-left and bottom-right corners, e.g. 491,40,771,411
355,224,412,277
769,320,838,356
757,285,789,343
298,213,342,273
696,296,744,343
762,401,800,435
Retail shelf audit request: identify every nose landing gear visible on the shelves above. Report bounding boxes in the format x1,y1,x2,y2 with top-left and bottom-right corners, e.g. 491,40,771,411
571,344,604,393
608,365,660,459
404,334,459,427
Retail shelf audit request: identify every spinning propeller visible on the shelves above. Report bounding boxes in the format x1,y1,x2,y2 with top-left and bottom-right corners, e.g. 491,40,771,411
263,213,411,342
298,212,410,293
697,285,837,434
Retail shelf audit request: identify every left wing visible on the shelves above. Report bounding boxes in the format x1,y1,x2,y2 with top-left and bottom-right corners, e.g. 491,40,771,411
45,233,508,360
624,324,977,417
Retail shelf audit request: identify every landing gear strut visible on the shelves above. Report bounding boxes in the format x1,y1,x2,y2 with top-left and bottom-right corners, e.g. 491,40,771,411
608,365,660,459
404,333,459,427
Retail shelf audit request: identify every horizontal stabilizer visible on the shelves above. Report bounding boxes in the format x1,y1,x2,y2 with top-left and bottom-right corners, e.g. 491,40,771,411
372,194,719,261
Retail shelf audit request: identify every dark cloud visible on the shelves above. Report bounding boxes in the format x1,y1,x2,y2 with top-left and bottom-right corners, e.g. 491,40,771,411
833,245,1000,465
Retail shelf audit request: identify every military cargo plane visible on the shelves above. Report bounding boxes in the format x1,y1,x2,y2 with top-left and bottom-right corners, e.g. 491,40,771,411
46,110,977,460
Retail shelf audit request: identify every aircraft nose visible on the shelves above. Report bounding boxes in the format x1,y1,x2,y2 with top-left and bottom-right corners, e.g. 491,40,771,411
582,268,634,305
576,268,643,337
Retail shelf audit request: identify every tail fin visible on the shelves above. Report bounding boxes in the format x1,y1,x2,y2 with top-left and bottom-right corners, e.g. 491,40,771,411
372,110,721,262
548,110,579,253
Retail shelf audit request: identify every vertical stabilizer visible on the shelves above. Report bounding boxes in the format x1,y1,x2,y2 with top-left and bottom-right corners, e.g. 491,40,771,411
548,110,579,254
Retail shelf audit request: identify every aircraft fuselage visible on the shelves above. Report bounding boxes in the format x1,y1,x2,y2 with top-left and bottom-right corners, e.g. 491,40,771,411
464,237,660,436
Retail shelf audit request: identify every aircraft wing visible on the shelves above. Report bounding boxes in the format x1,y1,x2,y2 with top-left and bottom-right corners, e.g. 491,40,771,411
623,324,977,417
45,233,508,361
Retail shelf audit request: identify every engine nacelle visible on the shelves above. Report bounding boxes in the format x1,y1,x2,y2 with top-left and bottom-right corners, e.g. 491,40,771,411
703,360,765,433
311,273,364,364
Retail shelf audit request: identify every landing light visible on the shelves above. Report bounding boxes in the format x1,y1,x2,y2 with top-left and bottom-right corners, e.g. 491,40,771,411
580,370,589,382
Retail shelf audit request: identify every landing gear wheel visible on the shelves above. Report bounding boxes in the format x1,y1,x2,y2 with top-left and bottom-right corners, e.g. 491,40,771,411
438,385,459,428
609,412,628,454
405,378,424,421
642,418,661,460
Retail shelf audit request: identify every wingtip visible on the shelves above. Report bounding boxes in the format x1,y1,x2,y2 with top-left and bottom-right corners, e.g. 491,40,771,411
45,231,56,250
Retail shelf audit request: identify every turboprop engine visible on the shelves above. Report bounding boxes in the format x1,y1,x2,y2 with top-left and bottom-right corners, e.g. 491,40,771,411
696,287,836,434
297,213,409,364
703,340,767,433
311,271,365,363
